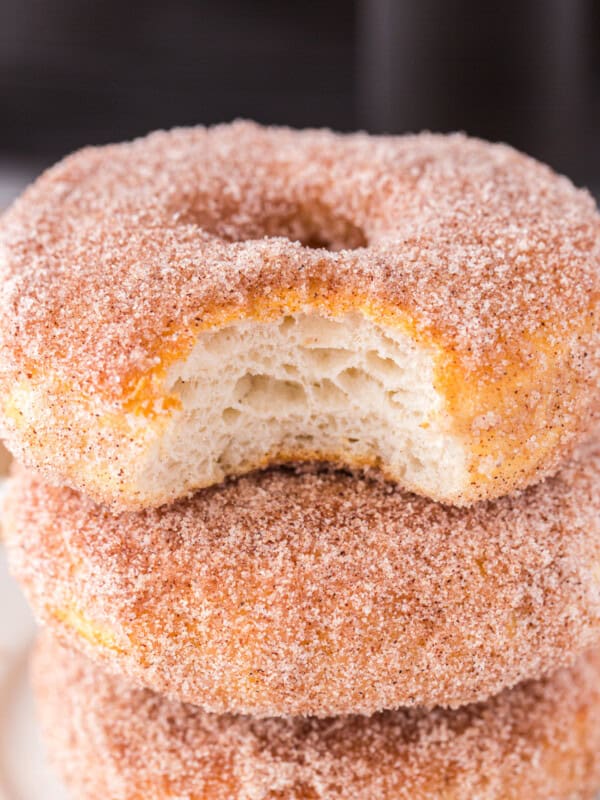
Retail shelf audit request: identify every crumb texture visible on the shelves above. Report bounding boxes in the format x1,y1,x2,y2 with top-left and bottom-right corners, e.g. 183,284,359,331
136,311,467,505
33,636,600,800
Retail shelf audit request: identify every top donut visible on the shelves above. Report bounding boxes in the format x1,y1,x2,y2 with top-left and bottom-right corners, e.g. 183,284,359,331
0,122,598,509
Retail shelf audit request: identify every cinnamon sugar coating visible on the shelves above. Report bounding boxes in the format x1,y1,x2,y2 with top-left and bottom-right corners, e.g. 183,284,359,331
0,122,599,508
33,636,600,800
7,439,600,717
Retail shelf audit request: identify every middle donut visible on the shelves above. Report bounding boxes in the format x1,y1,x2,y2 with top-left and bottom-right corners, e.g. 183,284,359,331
4,439,600,718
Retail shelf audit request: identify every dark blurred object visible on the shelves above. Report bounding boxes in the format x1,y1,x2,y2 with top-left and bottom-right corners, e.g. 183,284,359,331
358,0,600,186
0,0,356,160
0,0,599,188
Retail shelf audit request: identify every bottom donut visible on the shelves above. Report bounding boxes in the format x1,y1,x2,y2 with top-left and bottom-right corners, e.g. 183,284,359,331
33,636,600,800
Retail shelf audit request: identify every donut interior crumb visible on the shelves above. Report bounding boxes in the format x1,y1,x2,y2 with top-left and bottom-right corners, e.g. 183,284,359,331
148,311,467,504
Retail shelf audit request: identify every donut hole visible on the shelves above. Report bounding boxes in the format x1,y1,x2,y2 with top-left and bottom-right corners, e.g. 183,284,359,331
234,211,366,251
296,223,367,251
181,201,368,251
151,312,469,501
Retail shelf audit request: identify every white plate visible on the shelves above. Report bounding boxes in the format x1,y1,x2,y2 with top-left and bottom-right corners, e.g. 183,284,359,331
0,547,67,800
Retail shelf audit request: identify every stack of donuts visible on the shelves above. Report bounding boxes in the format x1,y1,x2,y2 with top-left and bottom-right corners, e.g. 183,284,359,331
0,122,599,799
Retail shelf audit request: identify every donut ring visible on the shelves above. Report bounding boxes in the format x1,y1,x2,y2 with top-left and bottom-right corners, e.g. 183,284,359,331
1,123,599,510
6,439,600,717
33,636,600,800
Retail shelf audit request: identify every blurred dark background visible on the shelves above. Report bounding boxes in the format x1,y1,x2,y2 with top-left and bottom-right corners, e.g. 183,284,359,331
0,0,599,203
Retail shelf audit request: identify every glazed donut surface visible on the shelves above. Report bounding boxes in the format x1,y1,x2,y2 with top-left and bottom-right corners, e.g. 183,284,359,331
0,123,599,509
6,437,600,717
33,636,600,800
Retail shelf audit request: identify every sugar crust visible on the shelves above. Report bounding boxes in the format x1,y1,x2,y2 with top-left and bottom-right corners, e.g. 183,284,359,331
6,437,600,716
32,636,600,800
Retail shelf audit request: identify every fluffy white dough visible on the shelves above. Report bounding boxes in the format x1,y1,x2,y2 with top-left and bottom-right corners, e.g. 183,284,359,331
141,312,468,501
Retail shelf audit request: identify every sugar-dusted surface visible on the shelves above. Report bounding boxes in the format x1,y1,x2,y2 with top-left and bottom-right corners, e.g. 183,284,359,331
33,636,600,800
0,122,599,508
6,438,600,717
1,122,598,388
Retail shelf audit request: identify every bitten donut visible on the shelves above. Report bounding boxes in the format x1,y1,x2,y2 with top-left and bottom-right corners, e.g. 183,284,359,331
1,123,599,509
7,438,600,718
33,636,600,800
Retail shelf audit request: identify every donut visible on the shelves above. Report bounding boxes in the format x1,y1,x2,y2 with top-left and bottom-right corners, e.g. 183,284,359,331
0,123,599,510
33,635,600,800
6,436,600,718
